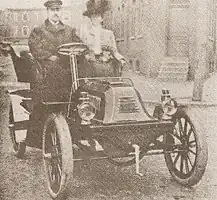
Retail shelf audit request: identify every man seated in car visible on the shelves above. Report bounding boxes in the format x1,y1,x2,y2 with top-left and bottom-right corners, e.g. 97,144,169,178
27,0,89,147
81,0,126,77
28,0,83,103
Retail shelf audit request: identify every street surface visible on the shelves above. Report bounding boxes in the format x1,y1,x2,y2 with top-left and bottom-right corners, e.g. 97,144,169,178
0,82,217,200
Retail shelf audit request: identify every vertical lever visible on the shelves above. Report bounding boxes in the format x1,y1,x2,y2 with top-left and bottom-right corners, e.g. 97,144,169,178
132,144,143,177
67,53,78,118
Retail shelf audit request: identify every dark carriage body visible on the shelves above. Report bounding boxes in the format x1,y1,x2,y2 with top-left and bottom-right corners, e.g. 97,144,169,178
10,76,173,152
5,41,173,152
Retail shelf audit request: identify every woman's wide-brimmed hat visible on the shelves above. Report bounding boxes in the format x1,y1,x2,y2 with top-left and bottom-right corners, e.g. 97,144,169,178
83,0,111,17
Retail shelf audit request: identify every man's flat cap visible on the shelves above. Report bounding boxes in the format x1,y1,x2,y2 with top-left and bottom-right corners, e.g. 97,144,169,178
44,0,63,8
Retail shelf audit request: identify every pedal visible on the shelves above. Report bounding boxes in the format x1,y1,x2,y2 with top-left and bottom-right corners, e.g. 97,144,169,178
80,140,91,147
94,139,104,151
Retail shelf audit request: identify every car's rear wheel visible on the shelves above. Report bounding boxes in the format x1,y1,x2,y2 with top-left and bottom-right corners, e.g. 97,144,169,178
164,110,208,187
9,104,26,158
43,113,73,199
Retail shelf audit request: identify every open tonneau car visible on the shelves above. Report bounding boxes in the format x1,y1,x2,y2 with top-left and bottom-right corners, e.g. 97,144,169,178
3,41,208,199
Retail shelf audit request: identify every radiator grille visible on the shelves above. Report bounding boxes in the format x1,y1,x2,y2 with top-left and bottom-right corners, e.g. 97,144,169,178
118,96,140,113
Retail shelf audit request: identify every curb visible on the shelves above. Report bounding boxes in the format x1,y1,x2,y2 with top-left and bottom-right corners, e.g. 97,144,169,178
143,99,217,108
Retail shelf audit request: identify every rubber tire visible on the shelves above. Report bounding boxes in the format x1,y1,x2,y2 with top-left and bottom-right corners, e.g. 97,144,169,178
43,113,73,199
9,104,26,158
164,110,208,187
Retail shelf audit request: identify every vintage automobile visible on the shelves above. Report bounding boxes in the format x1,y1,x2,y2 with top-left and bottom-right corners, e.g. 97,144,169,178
1,41,208,199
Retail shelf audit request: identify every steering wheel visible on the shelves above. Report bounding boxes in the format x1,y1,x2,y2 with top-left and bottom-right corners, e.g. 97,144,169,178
58,43,88,56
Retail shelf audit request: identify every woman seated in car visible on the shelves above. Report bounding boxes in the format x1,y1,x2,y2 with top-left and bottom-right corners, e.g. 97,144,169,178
81,0,126,77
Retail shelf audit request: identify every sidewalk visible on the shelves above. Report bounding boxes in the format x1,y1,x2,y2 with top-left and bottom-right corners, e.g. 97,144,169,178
122,71,194,102
123,70,217,107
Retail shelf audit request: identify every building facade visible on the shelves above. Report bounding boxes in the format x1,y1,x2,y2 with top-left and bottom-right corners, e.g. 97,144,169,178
104,0,167,78
2,1,88,42
104,0,217,80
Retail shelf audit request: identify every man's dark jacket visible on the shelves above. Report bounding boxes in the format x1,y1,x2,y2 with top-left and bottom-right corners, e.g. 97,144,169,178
28,19,83,102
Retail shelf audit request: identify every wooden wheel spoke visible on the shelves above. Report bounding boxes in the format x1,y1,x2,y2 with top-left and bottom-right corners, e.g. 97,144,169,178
169,130,181,141
56,163,62,180
51,163,56,181
51,130,57,146
186,128,193,140
188,148,196,156
183,119,188,136
189,140,196,144
178,119,184,137
173,152,181,166
187,154,194,167
189,140,196,148
185,156,190,174
53,151,62,171
180,154,184,173
53,165,60,183
50,161,60,183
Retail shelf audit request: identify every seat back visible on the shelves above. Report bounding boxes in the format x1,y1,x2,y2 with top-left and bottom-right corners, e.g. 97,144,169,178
11,50,35,83
8,43,35,83
15,51,35,83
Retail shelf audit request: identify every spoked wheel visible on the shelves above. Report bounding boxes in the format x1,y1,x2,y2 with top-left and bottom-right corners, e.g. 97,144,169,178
43,113,73,199
9,104,26,158
164,110,208,187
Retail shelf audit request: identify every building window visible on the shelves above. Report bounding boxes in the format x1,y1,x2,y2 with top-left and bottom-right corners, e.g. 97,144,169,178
136,60,140,72
116,6,122,39
22,26,29,36
110,10,114,30
129,59,133,70
22,13,29,21
13,26,18,37
130,2,136,37
34,12,39,21
7,13,12,21
209,0,216,39
120,3,125,39
14,13,18,21
136,0,143,37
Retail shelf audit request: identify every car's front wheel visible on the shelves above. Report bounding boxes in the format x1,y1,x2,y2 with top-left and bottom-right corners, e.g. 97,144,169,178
164,110,208,187
42,113,73,199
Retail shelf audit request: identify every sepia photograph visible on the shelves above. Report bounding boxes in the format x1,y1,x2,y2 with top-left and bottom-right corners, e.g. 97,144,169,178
0,0,216,199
